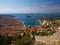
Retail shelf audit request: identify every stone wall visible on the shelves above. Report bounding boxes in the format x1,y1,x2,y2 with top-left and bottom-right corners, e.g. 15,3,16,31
35,30,60,44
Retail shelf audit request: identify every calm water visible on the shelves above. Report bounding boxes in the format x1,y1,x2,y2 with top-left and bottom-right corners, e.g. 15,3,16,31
3,13,60,26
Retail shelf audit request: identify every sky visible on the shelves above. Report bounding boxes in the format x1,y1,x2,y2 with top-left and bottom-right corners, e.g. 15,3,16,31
0,0,60,13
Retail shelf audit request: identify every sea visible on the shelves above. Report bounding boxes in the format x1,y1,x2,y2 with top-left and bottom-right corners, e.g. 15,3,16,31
1,13,60,26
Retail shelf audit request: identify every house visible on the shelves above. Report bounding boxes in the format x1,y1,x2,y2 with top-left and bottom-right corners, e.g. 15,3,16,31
34,26,46,34
39,19,52,26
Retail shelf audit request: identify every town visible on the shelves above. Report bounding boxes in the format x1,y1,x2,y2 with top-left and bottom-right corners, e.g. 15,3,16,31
0,15,60,45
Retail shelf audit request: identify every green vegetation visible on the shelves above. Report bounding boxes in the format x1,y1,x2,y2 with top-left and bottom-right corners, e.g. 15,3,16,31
41,18,60,21
0,35,13,45
0,30,35,45
13,35,34,45
13,30,35,45
32,29,56,36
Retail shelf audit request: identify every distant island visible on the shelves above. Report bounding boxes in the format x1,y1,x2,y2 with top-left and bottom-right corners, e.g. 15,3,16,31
26,15,31,17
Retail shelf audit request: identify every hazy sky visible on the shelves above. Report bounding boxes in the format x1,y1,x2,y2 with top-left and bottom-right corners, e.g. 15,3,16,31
0,0,60,13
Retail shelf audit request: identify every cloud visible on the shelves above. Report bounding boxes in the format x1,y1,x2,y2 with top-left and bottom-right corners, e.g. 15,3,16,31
33,1,60,8
0,6,60,13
